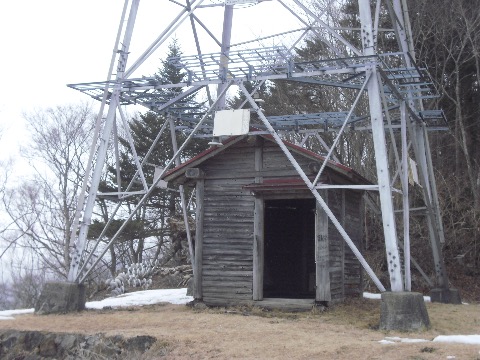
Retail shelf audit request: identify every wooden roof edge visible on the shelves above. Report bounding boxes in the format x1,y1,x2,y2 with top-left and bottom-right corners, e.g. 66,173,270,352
162,135,247,182
163,132,372,185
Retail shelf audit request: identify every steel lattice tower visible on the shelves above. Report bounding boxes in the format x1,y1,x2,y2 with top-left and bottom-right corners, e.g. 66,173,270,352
66,0,456,304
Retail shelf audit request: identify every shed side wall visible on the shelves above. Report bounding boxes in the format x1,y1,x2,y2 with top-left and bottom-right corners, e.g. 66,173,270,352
201,143,255,306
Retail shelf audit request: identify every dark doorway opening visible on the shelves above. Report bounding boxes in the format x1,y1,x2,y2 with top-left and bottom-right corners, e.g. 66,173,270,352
263,198,316,298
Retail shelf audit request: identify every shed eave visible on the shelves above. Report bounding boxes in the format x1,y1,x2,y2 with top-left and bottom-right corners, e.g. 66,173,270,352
163,133,372,185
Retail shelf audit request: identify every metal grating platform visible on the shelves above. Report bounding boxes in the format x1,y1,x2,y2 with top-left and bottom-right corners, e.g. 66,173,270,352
67,49,443,133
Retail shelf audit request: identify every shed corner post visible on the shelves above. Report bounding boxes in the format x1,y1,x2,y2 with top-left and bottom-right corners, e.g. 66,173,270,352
194,178,205,300
253,195,264,301
316,191,331,303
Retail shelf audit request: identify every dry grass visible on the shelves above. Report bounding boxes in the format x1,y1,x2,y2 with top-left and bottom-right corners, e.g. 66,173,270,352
1,299,479,359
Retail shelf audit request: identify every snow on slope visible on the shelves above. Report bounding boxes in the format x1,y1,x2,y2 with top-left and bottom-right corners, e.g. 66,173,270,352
0,288,192,320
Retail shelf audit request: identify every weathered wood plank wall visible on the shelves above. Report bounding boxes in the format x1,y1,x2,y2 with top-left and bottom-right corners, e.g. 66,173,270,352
343,191,364,297
195,137,363,305
201,143,255,305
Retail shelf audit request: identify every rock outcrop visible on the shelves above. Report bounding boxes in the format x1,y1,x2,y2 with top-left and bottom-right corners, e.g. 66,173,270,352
0,330,157,359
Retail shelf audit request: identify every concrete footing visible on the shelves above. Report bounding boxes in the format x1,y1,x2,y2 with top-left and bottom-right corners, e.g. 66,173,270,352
429,288,462,304
35,282,86,315
379,292,430,331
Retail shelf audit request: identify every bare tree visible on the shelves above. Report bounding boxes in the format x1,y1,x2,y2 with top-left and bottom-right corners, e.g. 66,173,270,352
410,0,480,206
3,104,95,279
408,0,480,271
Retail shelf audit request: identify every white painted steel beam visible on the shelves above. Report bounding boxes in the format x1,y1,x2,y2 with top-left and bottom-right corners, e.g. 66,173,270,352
400,102,411,291
315,185,380,191
124,0,206,79
68,0,140,282
74,116,172,280
78,81,234,283
358,0,404,292
312,75,370,187
390,0,449,288
67,0,130,278
168,114,196,270
289,0,362,56
215,4,234,110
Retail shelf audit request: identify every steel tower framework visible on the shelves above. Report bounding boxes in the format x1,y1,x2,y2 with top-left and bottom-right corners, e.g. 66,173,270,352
67,0,451,295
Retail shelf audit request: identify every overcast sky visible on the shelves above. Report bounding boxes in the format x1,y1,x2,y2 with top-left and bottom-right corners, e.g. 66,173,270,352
0,0,304,284
0,0,301,166
1,1,118,166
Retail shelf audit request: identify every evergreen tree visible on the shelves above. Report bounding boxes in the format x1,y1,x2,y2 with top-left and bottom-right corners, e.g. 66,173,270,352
92,40,208,273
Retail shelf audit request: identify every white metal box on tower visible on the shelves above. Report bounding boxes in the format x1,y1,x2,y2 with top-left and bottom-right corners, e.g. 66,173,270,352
212,109,250,137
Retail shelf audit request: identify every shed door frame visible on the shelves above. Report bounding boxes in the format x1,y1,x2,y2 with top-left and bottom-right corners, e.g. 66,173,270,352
253,193,331,302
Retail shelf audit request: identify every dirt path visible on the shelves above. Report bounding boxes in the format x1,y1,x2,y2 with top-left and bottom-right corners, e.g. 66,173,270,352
1,299,479,359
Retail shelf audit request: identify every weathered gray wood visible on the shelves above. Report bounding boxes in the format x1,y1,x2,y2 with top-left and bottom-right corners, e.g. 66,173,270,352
203,249,253,257
202,261,253,268
203,255,253,262
255,137,264,174
253,192,316,201
326,190,346,302
202,287,252,294
203,278,253,284
179,136,368,305
203,298,254,307
341,190,363,296
203,218,253,225
253,196,264,301
255,298,316,312
186,168,205,179
203,240,254,247
203,292,252,300
341,189,346,300
194,179,205,300
205,224,252,231
253,137,264,301
316,194,331,302
202,271,252,278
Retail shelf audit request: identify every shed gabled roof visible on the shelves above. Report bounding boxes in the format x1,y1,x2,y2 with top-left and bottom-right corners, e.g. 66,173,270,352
162,134,370,184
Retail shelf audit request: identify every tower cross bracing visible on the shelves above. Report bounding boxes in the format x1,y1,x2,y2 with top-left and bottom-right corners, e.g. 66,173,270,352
66,0,452,297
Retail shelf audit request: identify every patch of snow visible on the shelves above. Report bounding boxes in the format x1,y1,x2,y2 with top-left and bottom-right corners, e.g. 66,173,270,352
0,308,34,317
380,336,429,344
380,335,480,346
384,336,402,341
378,339,396,344
85,288,193,310
363,292,431,302
400,338,430,343
0,288,193,320
433,335,480,345
363,292,382,300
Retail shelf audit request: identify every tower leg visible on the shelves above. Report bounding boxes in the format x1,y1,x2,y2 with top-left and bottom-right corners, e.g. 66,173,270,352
358,0,403,291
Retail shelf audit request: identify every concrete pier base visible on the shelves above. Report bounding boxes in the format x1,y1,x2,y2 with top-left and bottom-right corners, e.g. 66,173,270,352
35,282,86,315
429,288,462,304
379,292,430,331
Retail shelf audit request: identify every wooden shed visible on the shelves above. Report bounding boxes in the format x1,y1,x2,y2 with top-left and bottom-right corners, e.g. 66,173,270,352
163,134,369,308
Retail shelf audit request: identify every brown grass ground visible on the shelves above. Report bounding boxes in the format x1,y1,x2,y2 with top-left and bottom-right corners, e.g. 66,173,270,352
1,299,479,359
